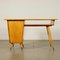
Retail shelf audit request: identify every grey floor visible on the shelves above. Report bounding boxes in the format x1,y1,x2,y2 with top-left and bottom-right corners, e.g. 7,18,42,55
0,40,60,60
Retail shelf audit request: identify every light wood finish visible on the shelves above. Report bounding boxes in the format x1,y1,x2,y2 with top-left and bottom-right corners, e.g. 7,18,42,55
7,21,24,49
5,18,57,20
46,26,54,50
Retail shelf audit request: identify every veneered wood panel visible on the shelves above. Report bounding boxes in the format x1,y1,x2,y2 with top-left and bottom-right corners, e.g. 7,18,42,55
7,21,24,44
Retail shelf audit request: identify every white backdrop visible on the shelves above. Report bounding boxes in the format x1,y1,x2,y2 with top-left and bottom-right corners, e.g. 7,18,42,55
0,0,60,40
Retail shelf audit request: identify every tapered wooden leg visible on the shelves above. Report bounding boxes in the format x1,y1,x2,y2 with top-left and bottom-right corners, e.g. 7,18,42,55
10,43,14,50
46,26,54,50
20,43,24,49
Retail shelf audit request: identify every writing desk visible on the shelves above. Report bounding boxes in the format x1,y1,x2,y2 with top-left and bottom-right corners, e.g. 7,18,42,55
5,18,57,50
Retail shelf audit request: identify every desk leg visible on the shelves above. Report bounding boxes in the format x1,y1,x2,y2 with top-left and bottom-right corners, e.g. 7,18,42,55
46,26,54,50
10,43,14,50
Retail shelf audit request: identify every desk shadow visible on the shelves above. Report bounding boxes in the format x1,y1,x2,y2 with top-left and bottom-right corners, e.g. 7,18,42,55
47,48,55,60
10,49,24,60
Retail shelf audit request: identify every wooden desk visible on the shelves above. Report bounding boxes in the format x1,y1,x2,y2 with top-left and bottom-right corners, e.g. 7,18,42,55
5,18,57,50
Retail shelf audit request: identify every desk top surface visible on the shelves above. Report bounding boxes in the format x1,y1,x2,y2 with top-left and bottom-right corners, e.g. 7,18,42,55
5,18,58,21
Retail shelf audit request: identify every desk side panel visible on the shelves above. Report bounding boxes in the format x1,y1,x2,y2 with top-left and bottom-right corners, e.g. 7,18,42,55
7,21,24,44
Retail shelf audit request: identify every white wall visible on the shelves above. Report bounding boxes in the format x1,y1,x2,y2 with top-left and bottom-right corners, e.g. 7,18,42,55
0,0,60,40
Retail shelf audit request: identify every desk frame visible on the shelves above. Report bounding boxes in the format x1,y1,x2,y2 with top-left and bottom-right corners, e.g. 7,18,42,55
5,18,57,50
